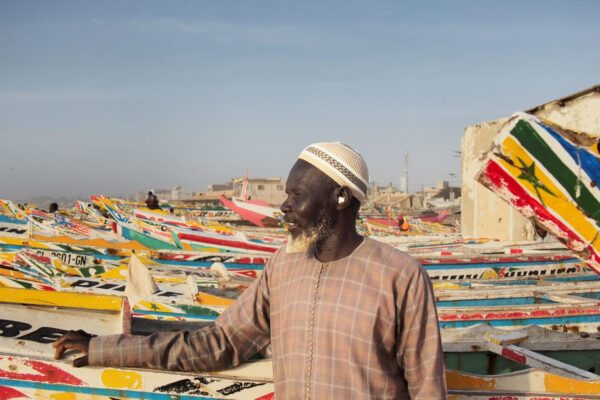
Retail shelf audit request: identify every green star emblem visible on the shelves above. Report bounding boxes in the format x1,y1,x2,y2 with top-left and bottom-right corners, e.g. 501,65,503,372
149,302,160,311
516,157,556,206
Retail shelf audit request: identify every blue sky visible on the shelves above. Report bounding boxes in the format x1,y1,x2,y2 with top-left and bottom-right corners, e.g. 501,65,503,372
1,0,599,200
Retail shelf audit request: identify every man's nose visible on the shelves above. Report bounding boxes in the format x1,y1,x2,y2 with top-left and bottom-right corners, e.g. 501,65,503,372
280,198,290,214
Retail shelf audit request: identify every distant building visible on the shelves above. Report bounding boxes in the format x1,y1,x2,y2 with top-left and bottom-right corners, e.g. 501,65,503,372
368,184,425,212
423,180,449,200
152,189,171,202
208,182,233,192
232,177,286,205
192,182,235,206
171,185,190,201
135,186,191,203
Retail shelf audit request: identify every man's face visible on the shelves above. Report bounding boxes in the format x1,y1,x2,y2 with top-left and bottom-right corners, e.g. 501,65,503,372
281,160,336,252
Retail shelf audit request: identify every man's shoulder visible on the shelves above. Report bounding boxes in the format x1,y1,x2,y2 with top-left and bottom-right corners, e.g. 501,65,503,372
268,246,310,268
359,237,421,272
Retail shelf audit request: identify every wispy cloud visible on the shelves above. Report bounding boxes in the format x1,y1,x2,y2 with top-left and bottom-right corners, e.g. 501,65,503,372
126,16,353,49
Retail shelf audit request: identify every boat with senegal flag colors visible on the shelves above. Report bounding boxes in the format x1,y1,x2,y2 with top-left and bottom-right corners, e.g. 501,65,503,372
477,112,600,273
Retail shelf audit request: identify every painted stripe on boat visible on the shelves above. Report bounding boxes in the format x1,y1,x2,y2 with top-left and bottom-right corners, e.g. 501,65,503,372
482,159,600,271
498,136,599,244
178,233,277,253
0,378,224,400
422,258,581,270
154,259,265,270
134,309,219,320
510,119,600,223
439,313,600,329
540,122,600,189
0,288,122,310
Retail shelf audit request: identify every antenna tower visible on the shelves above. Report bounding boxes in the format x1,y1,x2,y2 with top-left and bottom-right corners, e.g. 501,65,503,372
400,151,409,193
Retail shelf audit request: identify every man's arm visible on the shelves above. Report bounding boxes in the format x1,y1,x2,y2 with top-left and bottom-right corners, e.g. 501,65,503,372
397,263,447,399
55,250,278,372
52,330,95,367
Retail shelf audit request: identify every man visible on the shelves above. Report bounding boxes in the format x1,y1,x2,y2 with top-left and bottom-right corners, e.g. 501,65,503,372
398,214,410,232
48,202,59,213
145,190,160,210
54,142,447,399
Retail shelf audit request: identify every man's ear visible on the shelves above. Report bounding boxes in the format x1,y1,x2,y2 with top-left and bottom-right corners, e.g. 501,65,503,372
333,187,352,210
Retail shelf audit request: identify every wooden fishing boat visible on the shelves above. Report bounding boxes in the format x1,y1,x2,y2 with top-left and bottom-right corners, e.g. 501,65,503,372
0,215,28,238
0,356,275,399
173,225,280,254
219,195,282,227
4,244,600,398
442,324,600,376
90,195,181,250
477,112,600,273
153,244,594,285
436,280,600,332
0,249,245,325
421,252,593,283
0,200,30,239
93,195,281,254
0,296,274,399
446,368,600,399
3,294,598,400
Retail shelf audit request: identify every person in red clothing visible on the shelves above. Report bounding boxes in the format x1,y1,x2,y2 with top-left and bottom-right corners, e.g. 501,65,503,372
398,214,410,231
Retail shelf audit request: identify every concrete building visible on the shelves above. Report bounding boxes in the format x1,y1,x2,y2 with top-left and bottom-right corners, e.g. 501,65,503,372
170,185,190,201
232,177,287,205
152,189,171,202
135,186,190,203
368,184,426,213
192,182,234,206
461,84,600,241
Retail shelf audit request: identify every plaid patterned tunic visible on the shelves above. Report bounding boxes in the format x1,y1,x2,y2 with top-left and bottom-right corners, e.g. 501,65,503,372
89,238,447,399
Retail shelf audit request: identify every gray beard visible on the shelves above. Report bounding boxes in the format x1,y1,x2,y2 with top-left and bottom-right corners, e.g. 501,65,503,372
285,228,318,253
286,213,338,254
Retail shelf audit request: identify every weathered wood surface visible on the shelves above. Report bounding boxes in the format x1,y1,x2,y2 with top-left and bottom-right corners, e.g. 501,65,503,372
0,355,275,399
484,332,600,380
447,368,600,398
442,324,600,352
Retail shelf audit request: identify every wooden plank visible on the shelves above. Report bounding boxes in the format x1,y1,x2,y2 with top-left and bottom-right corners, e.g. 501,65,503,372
534,291,596,304
484,334,600,380
0,287,122,311
436,279,600,301
446,368,600,396
442,324,600,352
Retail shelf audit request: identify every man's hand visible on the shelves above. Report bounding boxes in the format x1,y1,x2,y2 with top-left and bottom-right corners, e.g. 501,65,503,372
52,330,95,367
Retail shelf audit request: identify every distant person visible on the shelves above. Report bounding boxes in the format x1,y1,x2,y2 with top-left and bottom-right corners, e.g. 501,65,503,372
398,214,410,231
145,191,160,210
49,202,59,213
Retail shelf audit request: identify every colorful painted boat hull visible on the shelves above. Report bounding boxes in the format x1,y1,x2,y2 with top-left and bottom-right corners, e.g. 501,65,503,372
220,196,281,227
0,356,275,399
477,113,600,273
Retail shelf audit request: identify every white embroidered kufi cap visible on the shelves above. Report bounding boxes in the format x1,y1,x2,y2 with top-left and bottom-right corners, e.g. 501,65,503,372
298,142,369,203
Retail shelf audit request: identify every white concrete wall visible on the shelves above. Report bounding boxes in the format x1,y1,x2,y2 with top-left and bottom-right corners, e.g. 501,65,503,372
461,87,600,240
532,91,600,137
461,118,534,241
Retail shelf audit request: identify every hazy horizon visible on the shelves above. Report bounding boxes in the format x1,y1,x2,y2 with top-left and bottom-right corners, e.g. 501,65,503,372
2,1,599,201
